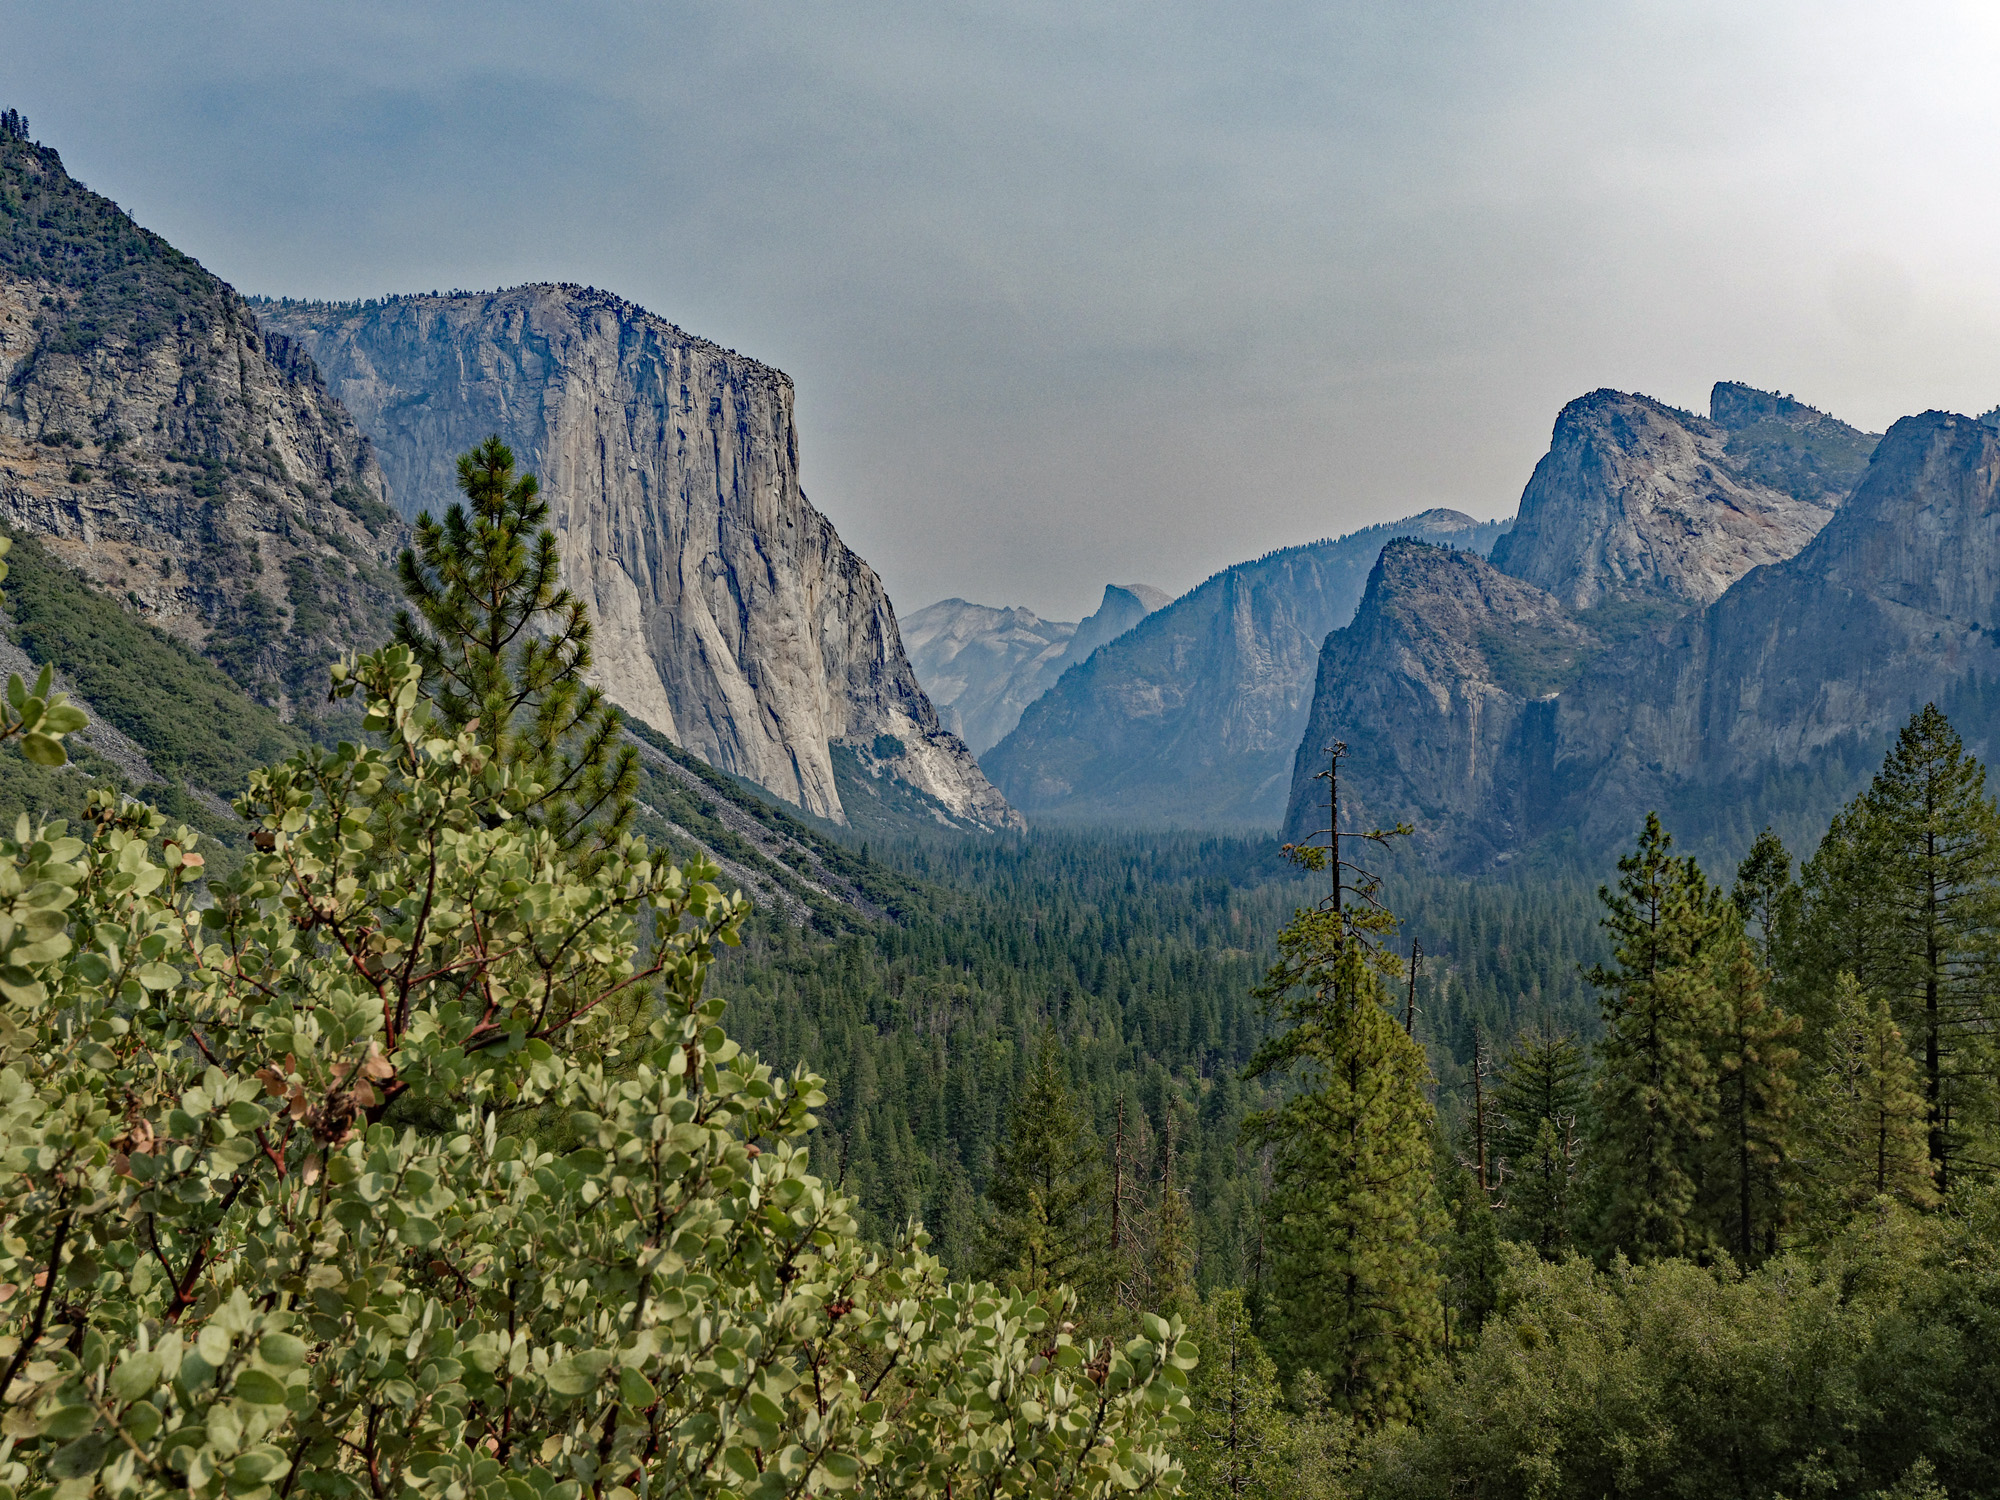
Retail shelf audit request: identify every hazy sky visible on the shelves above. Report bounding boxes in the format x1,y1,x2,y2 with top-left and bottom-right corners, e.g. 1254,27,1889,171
8,2,2000,620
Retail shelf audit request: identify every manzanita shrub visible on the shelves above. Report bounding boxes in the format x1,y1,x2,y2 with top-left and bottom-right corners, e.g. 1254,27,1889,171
0,645,1192,1500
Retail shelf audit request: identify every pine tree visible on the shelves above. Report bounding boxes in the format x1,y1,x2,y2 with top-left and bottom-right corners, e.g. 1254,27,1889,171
1148,1104,1196,1312
1586,813,1727,1260
1178,1289,1288,1499
1805,973,1938,1222
1733,825,1797,971
1793,704,2000,1188
1245,896,1441,1421
392,436,638,868
1437,1155,1504,1354
1700,922,1801,1263
982,1034,1105,1299
1492,1021,1589,1256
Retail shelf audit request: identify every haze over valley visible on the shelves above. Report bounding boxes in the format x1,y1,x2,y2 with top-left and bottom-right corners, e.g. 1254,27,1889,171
7,9,2000,1495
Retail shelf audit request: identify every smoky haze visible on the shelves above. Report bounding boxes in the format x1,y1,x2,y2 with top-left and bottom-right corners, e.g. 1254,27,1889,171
6,1,2000,621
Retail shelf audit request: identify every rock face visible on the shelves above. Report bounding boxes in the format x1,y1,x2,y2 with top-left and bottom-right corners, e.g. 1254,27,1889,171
1548,409,2000,847
1487,388,1861,610
260,286,1018,830
984,509,1508,827
1061,584,1171,672
0,131,401,713
903,582,1170,754
1281,388,1995,867
1283,542,1595,862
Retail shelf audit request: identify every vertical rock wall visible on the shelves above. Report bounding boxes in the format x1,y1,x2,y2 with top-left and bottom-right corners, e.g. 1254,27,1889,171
261,286,1017,829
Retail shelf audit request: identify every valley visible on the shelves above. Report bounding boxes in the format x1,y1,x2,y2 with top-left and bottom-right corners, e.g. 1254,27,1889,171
4,97,2000,1500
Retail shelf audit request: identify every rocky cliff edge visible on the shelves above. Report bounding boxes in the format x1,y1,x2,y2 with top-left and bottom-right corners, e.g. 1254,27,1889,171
260,286,1019,830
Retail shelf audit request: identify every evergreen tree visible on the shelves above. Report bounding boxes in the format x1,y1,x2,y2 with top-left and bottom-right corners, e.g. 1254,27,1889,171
1733,824,1797,971
1586,813,1727,1260
1179,1289,1288,1499
1492,1021,1588,1256
982,1034,1105,1299
1437,1155,1504,1353
1700,922,1801,1262
1793,704,2000,1188
392,435,638,868
1245,891,1441,1422
1148,1103,1196,1312
1805,973,1938,1221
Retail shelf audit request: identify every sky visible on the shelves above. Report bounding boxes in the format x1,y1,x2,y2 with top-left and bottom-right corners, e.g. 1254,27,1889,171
8,2,2000,621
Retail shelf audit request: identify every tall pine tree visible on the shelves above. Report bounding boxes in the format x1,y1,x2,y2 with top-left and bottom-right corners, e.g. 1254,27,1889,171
1179,1290,1288,1499
1245,871,1440,1419
1700,921,1800,1263
981,1034,1106,1299
1793,705,2000,1189
1804,973,1938,1223
1492,1021,1589,1257
1586,813,1727,1260
393,436,639,869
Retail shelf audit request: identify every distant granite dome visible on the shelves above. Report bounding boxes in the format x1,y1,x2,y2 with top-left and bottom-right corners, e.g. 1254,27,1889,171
903,581,1173,756
260,286,1018,830
983,508,1509,828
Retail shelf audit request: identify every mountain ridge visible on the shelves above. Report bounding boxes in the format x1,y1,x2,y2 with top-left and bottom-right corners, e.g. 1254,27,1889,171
985,507,1509,827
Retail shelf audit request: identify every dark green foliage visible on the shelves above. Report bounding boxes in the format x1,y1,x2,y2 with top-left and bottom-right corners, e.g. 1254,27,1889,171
1586,813,1729,1259
0,530,298,799
1371,1205,2000,1500
1436,1156,1504,1352
1700,932,1800,1263
1732,824,1795,967
1789,704,2000,1188
715,831,1313,1279
1246,842,1442,1423
1492,1022,1589,1255
1800,975,1937,1226
981,1035,1106,1296
395,437,638,866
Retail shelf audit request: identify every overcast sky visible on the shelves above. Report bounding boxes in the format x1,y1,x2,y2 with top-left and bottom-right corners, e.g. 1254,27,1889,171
7,2,2000,619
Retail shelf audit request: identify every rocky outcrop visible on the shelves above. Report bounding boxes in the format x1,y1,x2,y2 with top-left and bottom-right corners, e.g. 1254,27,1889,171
260,286,1018,830
903,582,1170,754
1548,409,2000,846
985,509,1508,827
1061,584,1170,672
1487,388,1856,610
1709,383,1881,505
1282,542,1598,862
0,132,401,712
1285,401,1998,865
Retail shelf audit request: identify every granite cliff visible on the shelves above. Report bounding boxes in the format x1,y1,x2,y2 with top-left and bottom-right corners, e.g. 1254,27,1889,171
1546,409,2000,849
1283,542,1593,862
1282,383,1958,866
984,509,1508,827
260,286,1017,830
0,126,401,717
1488,387,1868,610
903,581,1169,754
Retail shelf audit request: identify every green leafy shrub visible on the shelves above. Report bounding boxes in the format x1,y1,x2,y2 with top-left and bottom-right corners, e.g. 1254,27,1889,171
0,644,1193,1500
